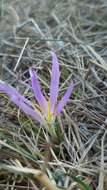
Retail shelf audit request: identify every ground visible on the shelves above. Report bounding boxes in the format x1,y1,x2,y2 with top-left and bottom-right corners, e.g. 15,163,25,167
0,0,107,190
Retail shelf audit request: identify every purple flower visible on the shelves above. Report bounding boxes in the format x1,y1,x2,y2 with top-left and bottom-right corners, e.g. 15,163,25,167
0,52,74,124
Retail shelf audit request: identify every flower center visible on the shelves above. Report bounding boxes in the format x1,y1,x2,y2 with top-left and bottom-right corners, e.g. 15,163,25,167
33,99,53,123
47,99,53,123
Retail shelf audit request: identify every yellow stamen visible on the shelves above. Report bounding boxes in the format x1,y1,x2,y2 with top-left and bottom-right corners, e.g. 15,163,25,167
32,99,53,123
47,99,53,123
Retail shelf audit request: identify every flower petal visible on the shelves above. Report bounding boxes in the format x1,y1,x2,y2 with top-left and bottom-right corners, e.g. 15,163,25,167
0,82,44,124
0,81,32,106
56,82,74,114
11,96,44,124
50,51,60,113
29,69,48,113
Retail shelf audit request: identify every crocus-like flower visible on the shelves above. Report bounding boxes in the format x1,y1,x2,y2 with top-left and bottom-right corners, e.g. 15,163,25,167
0,52,74,125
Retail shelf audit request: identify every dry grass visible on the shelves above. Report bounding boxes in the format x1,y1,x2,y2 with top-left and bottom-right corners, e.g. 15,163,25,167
0,0,107,189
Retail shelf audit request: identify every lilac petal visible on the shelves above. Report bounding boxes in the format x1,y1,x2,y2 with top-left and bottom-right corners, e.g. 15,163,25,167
29,69,48,113
11,95,44,124
50,51,60,113
0,82,32,106
0,82,44,124
56,82,74,114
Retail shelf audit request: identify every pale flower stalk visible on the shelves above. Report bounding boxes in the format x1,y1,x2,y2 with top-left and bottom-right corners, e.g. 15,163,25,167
0,52,74,125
